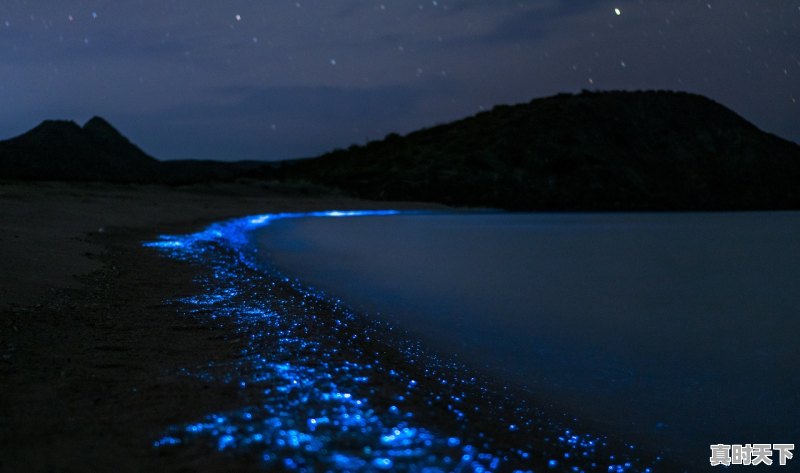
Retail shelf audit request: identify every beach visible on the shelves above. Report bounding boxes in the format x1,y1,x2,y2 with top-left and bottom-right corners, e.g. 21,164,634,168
0,182,441,471
257,211,800,464
0,182,671,472
2,2,797,470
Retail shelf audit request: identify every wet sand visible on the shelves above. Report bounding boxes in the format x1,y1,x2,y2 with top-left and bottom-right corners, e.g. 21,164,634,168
0,181,395,311
257,212,800,466
0,181,442,471
0,181,670,472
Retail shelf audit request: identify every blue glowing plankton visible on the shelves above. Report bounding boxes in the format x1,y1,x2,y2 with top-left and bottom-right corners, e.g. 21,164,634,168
144,210,662,472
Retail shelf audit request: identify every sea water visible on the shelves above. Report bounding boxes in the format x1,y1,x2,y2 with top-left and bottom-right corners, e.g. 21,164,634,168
147,210,661,471
255,211,800,462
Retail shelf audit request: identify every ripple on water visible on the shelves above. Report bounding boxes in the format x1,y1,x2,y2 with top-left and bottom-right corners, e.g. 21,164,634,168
144,211,661,472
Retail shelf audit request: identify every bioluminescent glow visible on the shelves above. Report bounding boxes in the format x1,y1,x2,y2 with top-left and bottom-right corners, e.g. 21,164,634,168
144,210,659,472
144,210,402,252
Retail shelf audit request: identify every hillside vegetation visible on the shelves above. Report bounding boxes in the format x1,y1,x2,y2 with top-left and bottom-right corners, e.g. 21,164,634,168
266,91,800,210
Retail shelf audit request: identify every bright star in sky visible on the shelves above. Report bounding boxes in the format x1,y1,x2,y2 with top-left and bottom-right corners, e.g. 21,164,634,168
0,1,796,161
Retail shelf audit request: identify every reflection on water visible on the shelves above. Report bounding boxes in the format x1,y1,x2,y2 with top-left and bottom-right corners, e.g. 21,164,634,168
144,211,658,472
256,212,800,466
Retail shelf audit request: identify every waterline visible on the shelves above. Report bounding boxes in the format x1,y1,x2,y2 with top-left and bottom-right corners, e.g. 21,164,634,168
144,210,659,472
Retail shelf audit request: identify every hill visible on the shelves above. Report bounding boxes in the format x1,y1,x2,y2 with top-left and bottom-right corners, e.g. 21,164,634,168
0,117,259,184
0,117,161,182
3,91,800,210
264,90,800,210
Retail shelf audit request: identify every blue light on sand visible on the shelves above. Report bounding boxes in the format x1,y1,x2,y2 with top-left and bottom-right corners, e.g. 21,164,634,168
144,210,401,252
144,210,659,471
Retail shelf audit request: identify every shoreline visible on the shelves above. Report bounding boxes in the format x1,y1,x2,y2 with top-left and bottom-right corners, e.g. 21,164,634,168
1,223,250,471
138,208,668,471
0,180,442,311
0,182,669,471
0,181,444,471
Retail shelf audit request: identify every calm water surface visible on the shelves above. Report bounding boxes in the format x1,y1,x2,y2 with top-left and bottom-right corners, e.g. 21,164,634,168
256,212,800,462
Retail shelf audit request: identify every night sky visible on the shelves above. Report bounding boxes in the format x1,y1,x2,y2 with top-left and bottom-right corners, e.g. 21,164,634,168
1,1,798,161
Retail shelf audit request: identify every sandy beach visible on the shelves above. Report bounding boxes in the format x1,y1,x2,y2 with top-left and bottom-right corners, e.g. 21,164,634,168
0,181,442,471
0,181,673,472
2,2,797,470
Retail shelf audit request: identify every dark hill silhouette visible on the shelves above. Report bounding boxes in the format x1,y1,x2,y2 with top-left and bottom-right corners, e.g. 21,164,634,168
264,90,800,210
0,117,161,182
82,116,156,168
3,91,800,210
0,117,259,184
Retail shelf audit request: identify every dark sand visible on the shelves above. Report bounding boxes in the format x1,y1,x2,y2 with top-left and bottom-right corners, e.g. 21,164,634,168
0,181,443,472
0,182,675,472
